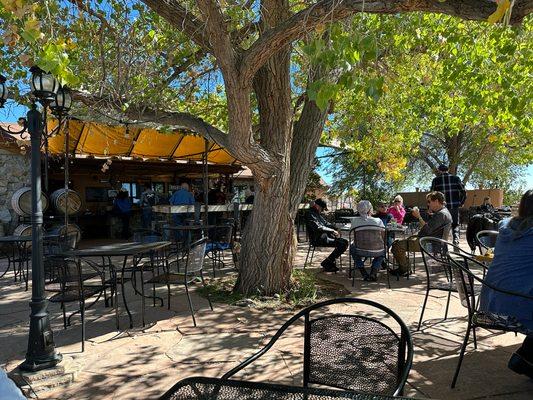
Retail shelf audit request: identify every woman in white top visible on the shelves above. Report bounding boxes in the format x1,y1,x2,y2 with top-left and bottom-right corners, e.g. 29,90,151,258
350,200,386,281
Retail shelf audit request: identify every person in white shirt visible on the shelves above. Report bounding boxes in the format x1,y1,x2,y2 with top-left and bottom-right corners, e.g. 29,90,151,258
350,200,386,281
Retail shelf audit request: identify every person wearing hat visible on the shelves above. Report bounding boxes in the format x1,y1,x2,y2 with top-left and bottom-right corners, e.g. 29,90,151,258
431,164,466,245
305,198,348,272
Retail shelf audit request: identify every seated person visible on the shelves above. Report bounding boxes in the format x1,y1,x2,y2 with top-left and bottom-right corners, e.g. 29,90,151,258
387,195,406,225
305,198,348,272
479,190,533,379
391,191,452,276
480,196,495,213
350,200,385,281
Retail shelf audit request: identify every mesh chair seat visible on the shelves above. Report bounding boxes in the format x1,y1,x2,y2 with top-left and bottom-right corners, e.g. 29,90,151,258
473,312,532,334
49,285,104,303
308,315,399,395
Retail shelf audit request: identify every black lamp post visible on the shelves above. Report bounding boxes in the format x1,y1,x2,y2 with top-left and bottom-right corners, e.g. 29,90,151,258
0,67,66,371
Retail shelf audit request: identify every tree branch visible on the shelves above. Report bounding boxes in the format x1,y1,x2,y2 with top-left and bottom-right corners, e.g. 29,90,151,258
196,0,238,75
67,0,115,32
141,0,212,51
71,90,229,148
241,0,533,81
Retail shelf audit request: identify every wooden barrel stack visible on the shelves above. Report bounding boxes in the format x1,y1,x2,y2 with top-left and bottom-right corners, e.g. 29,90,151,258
11,187,49,216
50,189,82,215
10,188,83,242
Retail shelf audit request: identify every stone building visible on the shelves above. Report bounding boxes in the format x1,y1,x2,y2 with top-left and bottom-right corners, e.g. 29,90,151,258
0,127,31,234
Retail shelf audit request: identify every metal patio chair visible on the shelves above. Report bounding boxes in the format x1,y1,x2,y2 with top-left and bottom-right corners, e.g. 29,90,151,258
417,237,463,331
221,298,413,396
349,225,389,287
45,256,107,352
475,230,498,255
149,238,213,326
448,253,533,388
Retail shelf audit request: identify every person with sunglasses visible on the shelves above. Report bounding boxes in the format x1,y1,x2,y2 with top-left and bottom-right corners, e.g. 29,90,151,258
390,191,452,276
387,195,406,225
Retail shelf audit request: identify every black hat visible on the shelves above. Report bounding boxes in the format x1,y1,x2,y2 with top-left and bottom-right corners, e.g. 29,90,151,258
438,164,449,172
314,198,328,210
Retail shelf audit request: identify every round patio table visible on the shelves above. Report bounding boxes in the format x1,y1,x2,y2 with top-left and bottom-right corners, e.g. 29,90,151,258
63,241,172,329
160,376,416,400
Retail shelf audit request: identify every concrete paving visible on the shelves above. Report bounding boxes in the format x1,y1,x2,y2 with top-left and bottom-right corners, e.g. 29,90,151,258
0,234,532,399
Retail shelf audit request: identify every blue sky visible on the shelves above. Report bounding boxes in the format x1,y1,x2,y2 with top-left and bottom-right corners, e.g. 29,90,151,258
315,146,533,189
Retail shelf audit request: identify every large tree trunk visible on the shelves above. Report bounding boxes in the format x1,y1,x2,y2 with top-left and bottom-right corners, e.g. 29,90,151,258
235,173,294,295
234,0,295,295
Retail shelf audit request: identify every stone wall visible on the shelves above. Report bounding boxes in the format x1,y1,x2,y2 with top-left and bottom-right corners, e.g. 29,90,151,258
0,149,31,234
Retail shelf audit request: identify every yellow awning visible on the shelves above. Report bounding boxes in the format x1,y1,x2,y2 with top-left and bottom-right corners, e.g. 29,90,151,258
47,119,239,165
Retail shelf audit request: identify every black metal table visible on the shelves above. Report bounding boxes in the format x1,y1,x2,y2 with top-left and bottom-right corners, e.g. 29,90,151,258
63,241,171,328
160,377,416,400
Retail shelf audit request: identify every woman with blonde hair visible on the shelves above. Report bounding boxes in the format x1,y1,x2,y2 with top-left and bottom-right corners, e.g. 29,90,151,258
387,195,406,224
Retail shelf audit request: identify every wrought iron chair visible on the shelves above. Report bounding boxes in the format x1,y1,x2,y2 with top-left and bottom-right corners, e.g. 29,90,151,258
222,298,413,396
304,225,343,271
45,256,107,352
149,238,213,326
448,253,533,388
417,237,464,331
206,223,234,276
348,225,388,287
475,230,498,255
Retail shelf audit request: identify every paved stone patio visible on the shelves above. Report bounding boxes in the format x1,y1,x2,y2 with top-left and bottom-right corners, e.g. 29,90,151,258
1,234,532,399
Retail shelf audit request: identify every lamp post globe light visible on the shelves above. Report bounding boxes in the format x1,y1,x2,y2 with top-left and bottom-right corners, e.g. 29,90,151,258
0,67,66,372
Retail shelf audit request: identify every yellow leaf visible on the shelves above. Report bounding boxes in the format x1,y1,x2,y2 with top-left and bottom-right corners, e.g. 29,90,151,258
315,23,325,34
488,134,498,143
487,0,510,24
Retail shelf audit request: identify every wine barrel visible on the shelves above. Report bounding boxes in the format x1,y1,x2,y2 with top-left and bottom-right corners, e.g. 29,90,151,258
13,224,32,237
50,189,82,215
47,223,82,244
11,188,49,216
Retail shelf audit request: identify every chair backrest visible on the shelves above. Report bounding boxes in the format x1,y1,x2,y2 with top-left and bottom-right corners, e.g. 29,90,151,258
222,298,413,397
350,225,386,258
448,253,479,310
185,238,207,274
210,224,233,245
44,256,83,295
419,237,453,276
476,230,498,254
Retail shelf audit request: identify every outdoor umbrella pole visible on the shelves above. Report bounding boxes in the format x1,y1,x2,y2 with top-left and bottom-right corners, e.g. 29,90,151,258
20,103,62,371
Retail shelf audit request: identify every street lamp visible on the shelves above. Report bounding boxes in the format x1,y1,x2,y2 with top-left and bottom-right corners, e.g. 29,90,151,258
0,66,65,371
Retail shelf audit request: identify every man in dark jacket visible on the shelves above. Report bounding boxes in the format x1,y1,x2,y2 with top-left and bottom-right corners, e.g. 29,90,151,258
305,198,348,272
431,164,466,245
